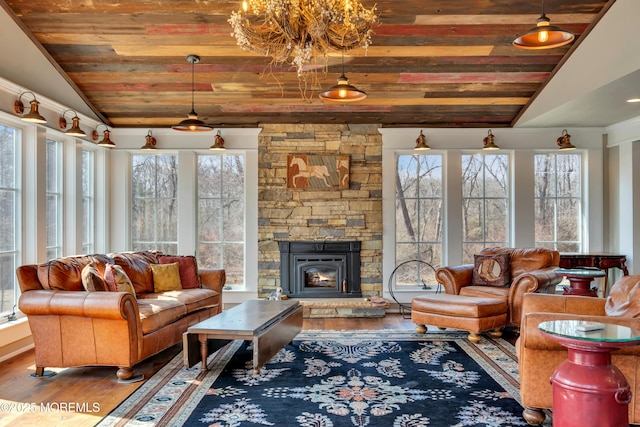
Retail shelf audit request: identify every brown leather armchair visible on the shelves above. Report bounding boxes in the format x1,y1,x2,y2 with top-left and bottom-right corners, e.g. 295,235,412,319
518,275,640,425
435,247,562,329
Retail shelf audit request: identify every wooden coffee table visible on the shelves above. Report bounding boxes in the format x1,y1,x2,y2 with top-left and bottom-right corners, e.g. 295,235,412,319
184,299,302,374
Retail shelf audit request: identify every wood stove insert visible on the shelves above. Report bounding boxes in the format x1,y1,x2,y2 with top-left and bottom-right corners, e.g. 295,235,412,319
279,241,361,298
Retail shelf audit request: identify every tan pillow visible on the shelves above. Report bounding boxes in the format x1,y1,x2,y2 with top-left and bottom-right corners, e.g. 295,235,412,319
104,264,136,296
472,253,511,287
605,276,640,317
151,262,182,292
81,262,108,292
157,255,200,289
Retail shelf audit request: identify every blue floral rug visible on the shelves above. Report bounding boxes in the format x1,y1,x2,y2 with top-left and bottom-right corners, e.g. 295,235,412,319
98,330,549,427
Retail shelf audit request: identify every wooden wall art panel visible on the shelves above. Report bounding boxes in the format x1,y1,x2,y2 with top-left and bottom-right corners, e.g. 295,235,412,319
287,155,350,190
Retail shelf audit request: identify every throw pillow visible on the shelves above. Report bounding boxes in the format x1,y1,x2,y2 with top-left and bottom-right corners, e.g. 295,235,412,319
605,275,640,317
157,255,200,289
104,263,136,296
472,253,511,287
81,262,108,292
150,262,182,292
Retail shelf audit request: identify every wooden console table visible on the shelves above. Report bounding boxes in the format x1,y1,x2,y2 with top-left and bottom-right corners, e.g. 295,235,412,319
559,253,628,296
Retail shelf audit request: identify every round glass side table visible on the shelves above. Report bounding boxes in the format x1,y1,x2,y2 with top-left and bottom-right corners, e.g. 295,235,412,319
539,320,640,427
554,268,606,297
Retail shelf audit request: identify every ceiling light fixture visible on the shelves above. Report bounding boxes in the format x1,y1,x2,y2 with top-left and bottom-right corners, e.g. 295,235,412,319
513,0,574,50
414,130,430,150
209,131,226,150
172,54,213,132
482,130,500,150
319,52,366,102
59,109,86,137
92,124,116,148
626,98,640,103
556,129,576,150
141,130,157,150
14,91,47,124
228,0,377,77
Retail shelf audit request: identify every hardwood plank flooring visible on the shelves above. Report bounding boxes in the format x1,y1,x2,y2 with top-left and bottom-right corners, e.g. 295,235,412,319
0,314,514,426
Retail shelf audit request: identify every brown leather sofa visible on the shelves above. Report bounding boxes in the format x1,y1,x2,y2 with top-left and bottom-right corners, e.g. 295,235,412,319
435,247,562,329
518,275,640,425
17,251,224,382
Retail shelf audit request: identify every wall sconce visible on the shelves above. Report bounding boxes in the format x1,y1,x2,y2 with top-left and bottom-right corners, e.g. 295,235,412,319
14,91,47,124
414,130,430,150
209,131,226,150
141,131,157,150
556,129,576,150
482,129,500,150
92,124,116,148
59,109,86,137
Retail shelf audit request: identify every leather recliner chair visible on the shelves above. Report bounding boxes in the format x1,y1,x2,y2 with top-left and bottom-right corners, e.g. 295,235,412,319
435,247,562,330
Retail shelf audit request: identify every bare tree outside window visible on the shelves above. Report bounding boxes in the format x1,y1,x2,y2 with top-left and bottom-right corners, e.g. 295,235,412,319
46,139,62,260
462,153,509,263
0,125,19,320
131,154,178,254
534,153,582,252
394,154,443,289
198,154,245,287
82,150,94,254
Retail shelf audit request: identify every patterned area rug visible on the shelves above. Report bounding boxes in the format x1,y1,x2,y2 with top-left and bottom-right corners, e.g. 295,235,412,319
98,330,551,427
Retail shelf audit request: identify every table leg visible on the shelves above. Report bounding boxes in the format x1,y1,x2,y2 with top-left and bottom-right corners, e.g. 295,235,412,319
199,334,208,371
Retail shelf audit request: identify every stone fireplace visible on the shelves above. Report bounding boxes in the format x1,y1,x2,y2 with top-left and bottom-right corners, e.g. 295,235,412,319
279,241,362,298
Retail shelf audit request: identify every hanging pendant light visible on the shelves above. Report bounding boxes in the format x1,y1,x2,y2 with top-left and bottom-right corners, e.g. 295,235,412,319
319,52,367,102
172,54,213,132
513,0,574,50
482,130,500,150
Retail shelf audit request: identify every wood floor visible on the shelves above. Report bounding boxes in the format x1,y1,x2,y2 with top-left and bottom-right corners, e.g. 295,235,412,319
0,315,509,426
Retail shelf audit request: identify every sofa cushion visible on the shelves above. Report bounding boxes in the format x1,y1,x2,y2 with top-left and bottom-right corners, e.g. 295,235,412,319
151,262,182,292
104,264,136,296
140,288,220,315
136,299,187,335
81,263,108,292
37,254,114,291
158,255,200,289
472,253,510,287
111,251,159,295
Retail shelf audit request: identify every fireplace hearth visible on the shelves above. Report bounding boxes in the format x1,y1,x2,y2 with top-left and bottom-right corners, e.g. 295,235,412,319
279,241,361,298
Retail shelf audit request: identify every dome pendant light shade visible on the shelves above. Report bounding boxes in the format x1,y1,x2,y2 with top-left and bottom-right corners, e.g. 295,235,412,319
513,1,574,50
172,54,213,132
319,53,366,102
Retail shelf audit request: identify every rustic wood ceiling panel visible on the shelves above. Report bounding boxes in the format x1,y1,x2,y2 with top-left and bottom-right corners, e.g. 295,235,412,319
3,0,610,127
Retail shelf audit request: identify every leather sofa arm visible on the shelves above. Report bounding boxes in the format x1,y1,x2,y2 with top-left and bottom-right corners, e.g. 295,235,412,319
435,264,474,294
199,268,226,293
18,289,138,320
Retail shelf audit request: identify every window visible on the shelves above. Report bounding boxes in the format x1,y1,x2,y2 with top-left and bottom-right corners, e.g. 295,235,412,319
461,153,509,263
534,152,582,251
82,149,94,254
0,125,19,320
46,138,63,259
131,154,178,254
197,154,245,287
394,153,443,289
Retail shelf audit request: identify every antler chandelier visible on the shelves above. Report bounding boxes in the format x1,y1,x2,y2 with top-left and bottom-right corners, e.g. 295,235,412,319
228,0,377,76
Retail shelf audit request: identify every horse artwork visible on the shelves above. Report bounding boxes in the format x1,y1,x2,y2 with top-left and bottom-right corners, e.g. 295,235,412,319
287,155,349,189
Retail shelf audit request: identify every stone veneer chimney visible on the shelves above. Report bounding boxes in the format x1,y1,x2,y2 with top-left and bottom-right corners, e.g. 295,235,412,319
258,123,383,299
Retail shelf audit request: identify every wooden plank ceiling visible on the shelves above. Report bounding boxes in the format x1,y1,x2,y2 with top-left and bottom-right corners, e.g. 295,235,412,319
3,0,610,128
